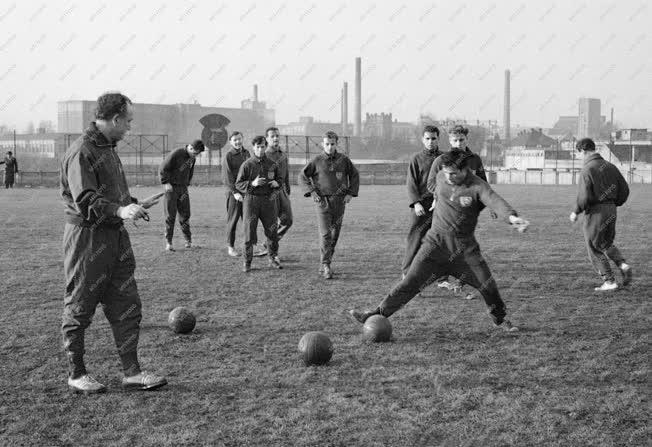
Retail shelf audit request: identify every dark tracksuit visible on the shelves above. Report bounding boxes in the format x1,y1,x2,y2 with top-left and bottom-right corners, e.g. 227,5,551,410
1,156,18,188
299,150,360,266
235,154,281,263
377,171,518,325
222,146,251,247
265,147,292,238
574,153,629,282
159,148,196,244
402,148,443,274
60,122,143,378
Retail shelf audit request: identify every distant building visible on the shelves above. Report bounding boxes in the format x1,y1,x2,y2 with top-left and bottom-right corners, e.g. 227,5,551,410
58,87,275,163
364,113,393,139
549,116,578,138
504,129,557,169
0,133,68,158
578,98,601,139
277,116,344,137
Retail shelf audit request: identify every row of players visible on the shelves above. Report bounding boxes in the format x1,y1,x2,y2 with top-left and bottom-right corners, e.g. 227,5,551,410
59,92,632,393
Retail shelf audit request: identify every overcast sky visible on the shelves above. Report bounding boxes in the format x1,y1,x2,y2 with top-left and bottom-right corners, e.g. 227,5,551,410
0,0,650,131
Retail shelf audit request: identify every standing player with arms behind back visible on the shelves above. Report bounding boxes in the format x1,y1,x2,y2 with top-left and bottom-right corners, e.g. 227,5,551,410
570,138,632,291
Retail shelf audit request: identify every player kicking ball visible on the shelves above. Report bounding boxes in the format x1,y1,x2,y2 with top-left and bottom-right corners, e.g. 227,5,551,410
349,150,529,332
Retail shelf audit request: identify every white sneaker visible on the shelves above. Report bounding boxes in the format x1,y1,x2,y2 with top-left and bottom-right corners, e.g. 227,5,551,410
227,246,240,257
253,244,268,257
68,374,107,394
494,320,519,332
594,281,618,292
122,371,168,391
184,240,192,249
619,263,632,286
165,242,175,252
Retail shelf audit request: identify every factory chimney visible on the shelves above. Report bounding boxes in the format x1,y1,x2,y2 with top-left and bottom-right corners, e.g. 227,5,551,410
354,57,361,137
504,69,510,147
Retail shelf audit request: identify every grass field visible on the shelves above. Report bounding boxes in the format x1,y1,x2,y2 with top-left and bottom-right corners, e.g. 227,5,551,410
0,184,650,447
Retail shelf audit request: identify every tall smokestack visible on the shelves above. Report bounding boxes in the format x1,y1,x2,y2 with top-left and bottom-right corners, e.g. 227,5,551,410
341,82,348,135
504,69,510,147
253,84,258,102
354,57,361,137
610,107,614,128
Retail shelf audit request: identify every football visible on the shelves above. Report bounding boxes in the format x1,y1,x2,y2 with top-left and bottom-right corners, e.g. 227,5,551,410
168,307,196,334
363,315,392,342
298,331,333,366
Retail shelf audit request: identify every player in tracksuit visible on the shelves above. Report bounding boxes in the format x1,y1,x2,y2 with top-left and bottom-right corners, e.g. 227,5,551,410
426,125,495,298
159,139,204,251
222,131,250,257
236,135,282,272
570,138,632,291
265,127,293,252
60,92,167,393
349,150,529,332
299,131,360,279
402,125,443,277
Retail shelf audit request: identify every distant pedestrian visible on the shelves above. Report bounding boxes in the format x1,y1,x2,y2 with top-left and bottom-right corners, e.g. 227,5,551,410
159,139,204,251
1,151,18,188
570,138,632,291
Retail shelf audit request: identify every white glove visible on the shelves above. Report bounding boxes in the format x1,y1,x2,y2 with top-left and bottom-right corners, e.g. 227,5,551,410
509,215,530,233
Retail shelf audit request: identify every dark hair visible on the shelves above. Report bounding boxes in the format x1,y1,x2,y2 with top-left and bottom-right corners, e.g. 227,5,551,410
6,151,12,155
230,131,243,139
265,127,280,136
190,139,205,152
251,135,268,146
576,138,596,152
448,125,469,137
423,125,440,136
95,92,132,120
324,131,339,142
439,150,470,169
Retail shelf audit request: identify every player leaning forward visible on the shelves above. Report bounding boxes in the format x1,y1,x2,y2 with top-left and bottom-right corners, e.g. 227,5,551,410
299,131,359,279
160,139,204,251
349,150,529,332
60,92,167,393
570,138,632,291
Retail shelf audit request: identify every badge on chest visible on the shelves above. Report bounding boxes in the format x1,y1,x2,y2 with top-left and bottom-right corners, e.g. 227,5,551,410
335,171,343,180
459,196,473,207
267,170,275,180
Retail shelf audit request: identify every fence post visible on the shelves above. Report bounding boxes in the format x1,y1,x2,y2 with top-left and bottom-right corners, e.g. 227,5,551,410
305,136,310,164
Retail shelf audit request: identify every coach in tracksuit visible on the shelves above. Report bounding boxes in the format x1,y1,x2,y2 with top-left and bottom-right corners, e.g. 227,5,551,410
350,150,529,332
265,127,293,242
570,138,631,291
60,92,166,393
402,125,443,276
222,131,250,256
236,135,282,272
160,139,204,251
299,131,360,279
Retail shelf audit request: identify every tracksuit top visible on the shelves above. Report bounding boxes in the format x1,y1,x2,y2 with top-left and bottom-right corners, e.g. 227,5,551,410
159,148,195,186
430,170,516,236
299,150,360,197
265,146,291,195
60,122,136,227
406,148,443,207
574,153,629,214
222,147,251,194
235,154,281,196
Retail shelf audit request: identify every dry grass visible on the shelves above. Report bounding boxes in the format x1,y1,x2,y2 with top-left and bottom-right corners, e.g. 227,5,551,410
0,185,650,446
